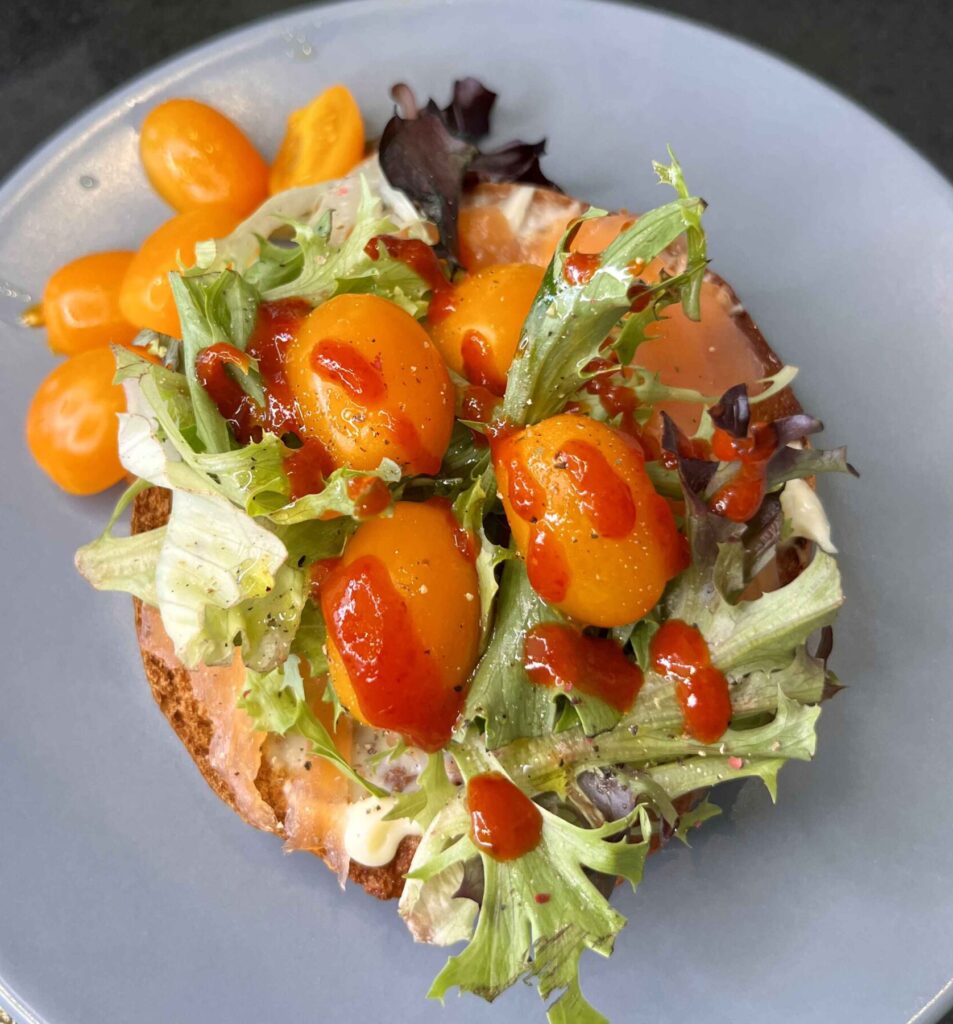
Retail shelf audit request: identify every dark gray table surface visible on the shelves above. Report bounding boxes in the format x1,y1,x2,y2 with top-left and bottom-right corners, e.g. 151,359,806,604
1,2,950,1023
2,0,952,182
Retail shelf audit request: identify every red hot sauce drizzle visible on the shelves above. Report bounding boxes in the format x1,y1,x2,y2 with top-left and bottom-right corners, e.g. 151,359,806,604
708,421,779,523
346,475,392,519
650,619,732,744
524,623,644,713
494,427,645,605
310,330,441,477
555,439,636,538
310,340,387,402
319,554,464,752
461,329,507,395
196,299,335,499
468,772,543,862
562,251,600,286
194,342,259,443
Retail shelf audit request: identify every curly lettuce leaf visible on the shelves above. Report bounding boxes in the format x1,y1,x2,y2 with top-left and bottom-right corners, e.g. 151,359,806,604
452,463,509,648
239,654,385,797
268,458,401,525
407,738,652,1022
384,751,457,829
462,560,623,748
248,179,433,316
194,156,424,275
154,490,303,671
169,270,259,453
502,156,707,425
115,350,291,513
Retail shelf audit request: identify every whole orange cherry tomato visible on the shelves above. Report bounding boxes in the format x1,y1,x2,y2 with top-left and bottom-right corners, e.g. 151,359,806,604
39,251,138,355
26,347,125,495
285,293,453,475
428,263,543,395
119,204,242,337
140,99,268,217
320,501,480,750
269,85,365,194
493,414,686,626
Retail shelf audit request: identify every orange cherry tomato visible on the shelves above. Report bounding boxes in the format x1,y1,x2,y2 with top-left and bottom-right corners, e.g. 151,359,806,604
319,501,480,750
26,347,125,495
493,414,685,627
269,85,365,194
428,263,544,395
119,205,242,337
285,293,453,476
40,251,138,355
140,99,269,217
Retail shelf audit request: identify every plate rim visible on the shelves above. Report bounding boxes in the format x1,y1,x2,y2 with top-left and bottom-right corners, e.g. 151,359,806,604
1,3,951,1023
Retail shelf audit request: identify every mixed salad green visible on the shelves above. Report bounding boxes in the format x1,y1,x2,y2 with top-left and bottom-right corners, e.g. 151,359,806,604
77,81,853,1022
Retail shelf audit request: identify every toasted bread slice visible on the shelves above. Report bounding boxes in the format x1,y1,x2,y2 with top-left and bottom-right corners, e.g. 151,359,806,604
131,486,419,899
129,182,800,900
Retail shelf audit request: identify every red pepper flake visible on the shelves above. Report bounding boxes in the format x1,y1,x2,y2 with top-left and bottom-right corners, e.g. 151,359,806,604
534,893,551,904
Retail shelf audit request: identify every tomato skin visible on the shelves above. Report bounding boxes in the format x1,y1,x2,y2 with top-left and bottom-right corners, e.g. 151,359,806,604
140,99,268,217
428,263,543,395
494,414,684,627
320,502,481,749
118,205,242,337
269,85,365,194
285,294,453,476
26,347,125,495
41,251,138,355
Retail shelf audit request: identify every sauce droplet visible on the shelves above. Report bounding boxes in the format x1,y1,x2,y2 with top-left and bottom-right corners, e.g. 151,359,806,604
562,251,600,286
311,340,387,403
194,342,259,442
320,554,464,751
346,475,392,518
555,439,636,538
650,620,732,743
468,772,543,861
461,329,507,395
526,524,571,603
524,623,643,712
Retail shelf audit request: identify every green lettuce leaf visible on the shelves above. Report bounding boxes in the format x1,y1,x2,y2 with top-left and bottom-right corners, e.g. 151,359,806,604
74,479,162,605
502,155,707,426
452,463,509,648
193,156,425,275
384,751,457,829
116,351,291,514
169,270,259,453
267,458,401,525
248,179,433,317
153,490,303,671
462,559,626,748
408,737,653,1022
239,654,385,796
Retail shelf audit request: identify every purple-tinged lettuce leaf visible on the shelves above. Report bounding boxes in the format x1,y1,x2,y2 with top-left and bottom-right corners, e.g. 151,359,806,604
379,77,557,258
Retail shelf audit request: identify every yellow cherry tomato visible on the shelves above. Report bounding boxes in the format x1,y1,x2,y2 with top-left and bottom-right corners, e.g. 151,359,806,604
140,99,269,217
285,293,453,476
39,251,138,355
26,347,125,495
493,414,686,627
428,263,543,395
320,501,480,750
269,85,365,194
119,205,242,337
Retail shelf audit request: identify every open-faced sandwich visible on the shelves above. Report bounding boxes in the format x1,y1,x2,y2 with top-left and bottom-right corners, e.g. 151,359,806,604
35,78,856,1021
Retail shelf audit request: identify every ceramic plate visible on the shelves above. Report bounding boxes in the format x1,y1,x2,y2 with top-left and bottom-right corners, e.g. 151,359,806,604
1,1,952,1021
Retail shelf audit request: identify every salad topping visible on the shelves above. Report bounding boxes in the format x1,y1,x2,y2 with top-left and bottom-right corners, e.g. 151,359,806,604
20,76,859,1023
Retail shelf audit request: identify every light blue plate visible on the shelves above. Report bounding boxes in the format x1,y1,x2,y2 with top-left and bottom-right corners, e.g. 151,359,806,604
1,2,951,1022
